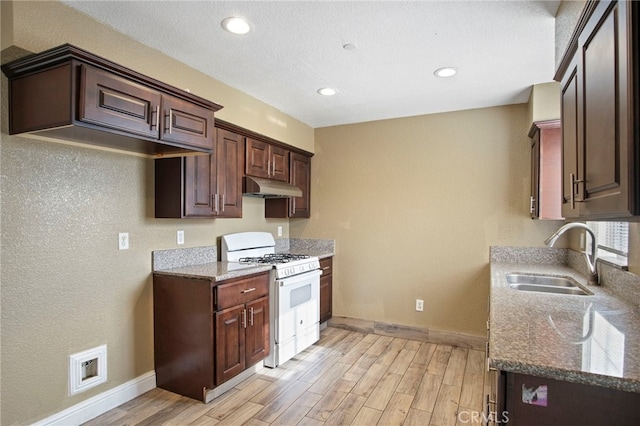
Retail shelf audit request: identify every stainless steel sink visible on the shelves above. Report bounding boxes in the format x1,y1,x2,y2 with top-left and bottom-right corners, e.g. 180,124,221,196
505,273,593,296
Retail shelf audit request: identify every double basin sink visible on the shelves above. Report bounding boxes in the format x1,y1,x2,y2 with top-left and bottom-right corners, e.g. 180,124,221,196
506,273,593,296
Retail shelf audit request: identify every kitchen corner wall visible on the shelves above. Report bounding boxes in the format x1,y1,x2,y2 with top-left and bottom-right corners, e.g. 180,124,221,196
0,1,313,425
291,104,563,337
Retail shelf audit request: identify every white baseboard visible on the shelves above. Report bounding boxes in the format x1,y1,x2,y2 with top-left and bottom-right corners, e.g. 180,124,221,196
32,371,156,426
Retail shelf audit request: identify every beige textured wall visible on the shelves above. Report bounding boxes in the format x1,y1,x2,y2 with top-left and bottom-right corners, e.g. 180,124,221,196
555,0,587,70
0,1,312,424
291,104,563,336
1,0,14,50
527,82,561,125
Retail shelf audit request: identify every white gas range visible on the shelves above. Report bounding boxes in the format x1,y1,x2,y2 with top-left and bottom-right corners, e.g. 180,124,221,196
221,232,322,368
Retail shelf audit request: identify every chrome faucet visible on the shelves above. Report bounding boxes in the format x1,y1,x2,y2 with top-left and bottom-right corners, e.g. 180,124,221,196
544,223,599,285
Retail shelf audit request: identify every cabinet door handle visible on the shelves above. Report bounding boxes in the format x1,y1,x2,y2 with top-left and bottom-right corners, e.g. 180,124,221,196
570,173,576,209
164,109,173,134
214,193,219,214
221,193,226,213
249,307,254,326
241,288,256,294
151,105,160,130
485,342,490,372
322,267,330,271
570,173,586,210
272,156,276,176
242,309,247,328
267,158,271,177
529,196,535,214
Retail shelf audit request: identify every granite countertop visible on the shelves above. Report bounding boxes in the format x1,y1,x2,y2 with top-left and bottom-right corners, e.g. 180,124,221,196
151,239,335,281
490,261,640,393
153,262,274,282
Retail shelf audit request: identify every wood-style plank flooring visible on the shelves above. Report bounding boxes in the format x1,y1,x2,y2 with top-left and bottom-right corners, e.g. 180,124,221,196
84,327,487,426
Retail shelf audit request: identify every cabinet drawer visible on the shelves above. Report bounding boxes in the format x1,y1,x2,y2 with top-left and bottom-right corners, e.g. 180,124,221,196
216,273,269,311
319,257,333,276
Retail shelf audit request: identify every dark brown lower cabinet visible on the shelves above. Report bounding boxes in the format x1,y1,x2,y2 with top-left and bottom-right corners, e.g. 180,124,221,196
501,372,640,425
319,257,333,323
215,296,269,385
153,272,269,401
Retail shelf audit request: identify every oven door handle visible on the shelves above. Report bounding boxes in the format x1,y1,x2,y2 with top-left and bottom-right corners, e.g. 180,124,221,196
275,270,323,287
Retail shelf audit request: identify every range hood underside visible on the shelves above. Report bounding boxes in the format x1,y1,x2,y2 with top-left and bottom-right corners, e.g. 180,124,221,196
243,176,302,198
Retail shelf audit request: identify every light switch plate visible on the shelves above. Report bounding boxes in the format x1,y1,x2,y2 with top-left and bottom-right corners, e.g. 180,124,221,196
118,232,129,250
177,230,184,245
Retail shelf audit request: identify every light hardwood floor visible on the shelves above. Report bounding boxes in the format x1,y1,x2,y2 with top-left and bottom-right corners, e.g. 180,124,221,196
84,327,487,426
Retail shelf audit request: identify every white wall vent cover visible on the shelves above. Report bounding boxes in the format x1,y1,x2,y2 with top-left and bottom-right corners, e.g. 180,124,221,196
69,345,107,395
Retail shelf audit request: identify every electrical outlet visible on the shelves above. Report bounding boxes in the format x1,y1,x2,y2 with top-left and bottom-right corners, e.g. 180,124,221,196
177,230,185,245
416,299,424,312
277,226,283,237
118,232,129,250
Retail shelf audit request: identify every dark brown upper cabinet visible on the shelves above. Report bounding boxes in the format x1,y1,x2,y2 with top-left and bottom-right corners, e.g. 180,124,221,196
1,44,222,155
214,128,244,218
529,120,563,220
154,127,244,218
265,152,312,218
245,138,289,182
555,0,640,220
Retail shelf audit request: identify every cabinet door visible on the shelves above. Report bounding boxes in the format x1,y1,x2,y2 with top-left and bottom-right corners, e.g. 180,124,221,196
161,96,214,151
290,153,311,218
79,64,161,139
265,152,312,218
530,121,563,220
245,138,289,181
270,145,289,182
215,129,244,218
245,296,270,368
184,155,216,217
579,0,633,218
560,57,581,218
245,138,270,178
215,304,246,385
530,134,540,218
319,257,332,323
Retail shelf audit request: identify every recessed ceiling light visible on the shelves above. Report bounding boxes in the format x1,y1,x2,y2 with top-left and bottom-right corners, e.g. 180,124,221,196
221,17,250,35
343,43,357,51
317,88,336,96
434,67,457,78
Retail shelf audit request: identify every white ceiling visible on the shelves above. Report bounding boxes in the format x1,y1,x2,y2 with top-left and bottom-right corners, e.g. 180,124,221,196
62,0,560,128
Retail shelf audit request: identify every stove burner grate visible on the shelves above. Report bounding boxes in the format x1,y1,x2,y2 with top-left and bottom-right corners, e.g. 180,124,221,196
239,253,310,264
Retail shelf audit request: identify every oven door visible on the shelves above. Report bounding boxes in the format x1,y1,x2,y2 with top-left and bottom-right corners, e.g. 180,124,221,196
273,270,321,344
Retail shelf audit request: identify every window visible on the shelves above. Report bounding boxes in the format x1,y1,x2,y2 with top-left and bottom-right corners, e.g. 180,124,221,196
587,221,629,267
